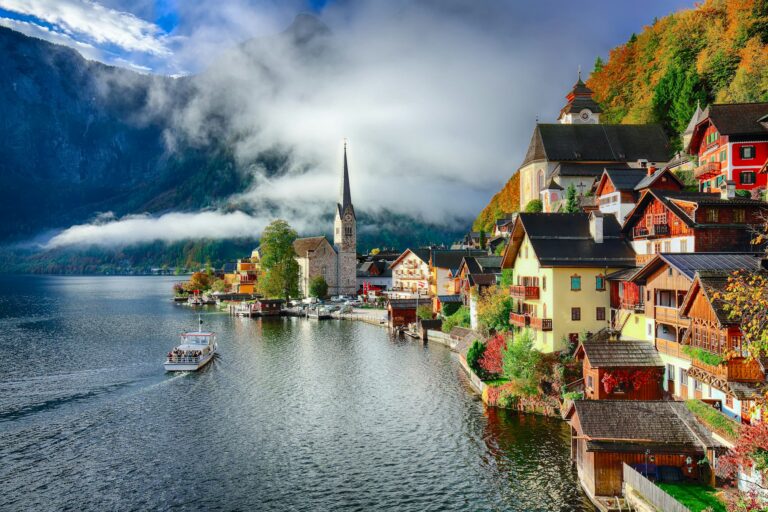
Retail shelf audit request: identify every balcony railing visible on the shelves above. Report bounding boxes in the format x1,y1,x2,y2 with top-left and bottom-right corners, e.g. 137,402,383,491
633,224,670,239
509,313,529,328
619,300,645,312
655,306,685,325
510,285,540,300
691,356,764,383
694,161,722,179
655,338,690,360
529,317,553,331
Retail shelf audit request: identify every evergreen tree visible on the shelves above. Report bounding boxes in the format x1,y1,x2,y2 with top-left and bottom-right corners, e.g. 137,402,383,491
564,184,580,213
593,56,604,74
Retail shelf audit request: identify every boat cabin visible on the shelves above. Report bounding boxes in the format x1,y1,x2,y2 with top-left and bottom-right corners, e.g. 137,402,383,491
254,299,285,316
575,340,664,400
565,400,721,502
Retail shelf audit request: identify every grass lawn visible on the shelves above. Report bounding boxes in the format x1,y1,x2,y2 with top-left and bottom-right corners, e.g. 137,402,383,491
657,482,726,512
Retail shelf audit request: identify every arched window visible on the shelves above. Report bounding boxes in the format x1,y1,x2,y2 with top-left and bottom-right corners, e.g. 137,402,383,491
538,169,545,191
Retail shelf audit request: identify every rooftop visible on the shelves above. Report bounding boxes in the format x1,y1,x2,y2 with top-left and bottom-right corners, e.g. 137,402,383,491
576,340,664,368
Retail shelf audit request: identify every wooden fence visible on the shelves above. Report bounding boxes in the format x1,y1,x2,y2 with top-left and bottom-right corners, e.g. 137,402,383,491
622,463,690,512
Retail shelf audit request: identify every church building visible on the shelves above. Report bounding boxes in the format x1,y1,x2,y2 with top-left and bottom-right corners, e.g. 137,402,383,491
293,143,358,297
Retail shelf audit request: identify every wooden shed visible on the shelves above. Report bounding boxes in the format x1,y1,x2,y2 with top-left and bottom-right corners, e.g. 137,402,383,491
254,299,285,316
387,299,420,329
565,400,721,502
575,340,665,401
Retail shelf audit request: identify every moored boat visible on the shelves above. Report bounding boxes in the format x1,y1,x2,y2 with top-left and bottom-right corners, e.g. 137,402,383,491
164,317,217,372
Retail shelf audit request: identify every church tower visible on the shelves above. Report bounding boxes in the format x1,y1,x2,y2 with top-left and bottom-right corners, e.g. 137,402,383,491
333,141,357,295
558,70,602,125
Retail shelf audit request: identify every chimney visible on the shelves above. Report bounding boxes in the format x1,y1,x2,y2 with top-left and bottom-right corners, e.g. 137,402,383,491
647,165,657,177
589,212,604,244
720,180,736,200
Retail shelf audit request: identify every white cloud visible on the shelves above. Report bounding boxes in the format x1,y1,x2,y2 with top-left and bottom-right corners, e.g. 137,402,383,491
0,0,170,55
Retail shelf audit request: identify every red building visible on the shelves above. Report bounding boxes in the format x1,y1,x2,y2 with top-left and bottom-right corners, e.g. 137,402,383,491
686,102,768,193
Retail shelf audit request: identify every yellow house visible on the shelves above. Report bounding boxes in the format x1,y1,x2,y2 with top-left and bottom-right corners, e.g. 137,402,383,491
224,248,261,294
501,212,636,353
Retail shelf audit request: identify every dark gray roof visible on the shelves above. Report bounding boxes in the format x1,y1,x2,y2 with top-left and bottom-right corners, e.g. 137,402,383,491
468,273,498,287
662,253,763,280
437,295,463,303
521,124,672,167
706,103,768,137
570,400,720,452
388,299,420,309
475,256,502,271
578,340,663,368
516,213,636,267
605,267,642,281
553,162,629,178
634,168,684,190
337,143,355,219
603,168,647,191
543,177,564,190
431,249,487,270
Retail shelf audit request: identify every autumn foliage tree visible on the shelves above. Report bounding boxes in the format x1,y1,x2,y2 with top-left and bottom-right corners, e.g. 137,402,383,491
479,333,508,377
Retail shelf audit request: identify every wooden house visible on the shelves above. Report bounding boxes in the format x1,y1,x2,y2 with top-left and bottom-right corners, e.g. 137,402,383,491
679,270,768,423
594,166,683,223
387,299,420,329
254,299,284,316
574,340,664,401
621,189,766,264
565,400,721,503
606,267,647,341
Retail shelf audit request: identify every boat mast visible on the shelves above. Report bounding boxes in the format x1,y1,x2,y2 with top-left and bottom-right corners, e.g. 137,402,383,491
198,314,203,333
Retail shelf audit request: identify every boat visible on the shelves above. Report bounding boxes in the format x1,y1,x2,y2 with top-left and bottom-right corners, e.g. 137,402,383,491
164,317,217,372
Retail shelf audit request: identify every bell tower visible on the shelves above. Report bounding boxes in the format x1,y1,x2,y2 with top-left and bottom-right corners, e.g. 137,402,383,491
333,141,357,294
558,69,602,125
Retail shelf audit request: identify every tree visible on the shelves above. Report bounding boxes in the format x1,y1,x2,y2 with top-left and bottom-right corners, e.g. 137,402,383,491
258,220,300,300
441,305,470,333
466,340,487,378
479,231,487,250
477,286,513,335
719,421,768,484
370,248,381,255
479,333,507,377
416,305,432,321
211,279,227,293
500,269,514,287
524,199,543,213
563,184,579,213
502,329,542,396
309,275,329,298
188,271,211,291
593,56,604,74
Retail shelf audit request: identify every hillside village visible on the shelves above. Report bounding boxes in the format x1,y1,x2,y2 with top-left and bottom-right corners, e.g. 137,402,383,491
176,74,768,511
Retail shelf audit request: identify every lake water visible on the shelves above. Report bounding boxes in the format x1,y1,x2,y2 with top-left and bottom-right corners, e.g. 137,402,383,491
0,275,593,511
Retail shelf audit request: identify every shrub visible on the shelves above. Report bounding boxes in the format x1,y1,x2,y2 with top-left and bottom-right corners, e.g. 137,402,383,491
524,199,543,213
477,286,513,335
466,340,486,378
686,399,741,443
501,329,542,396
682,346,725,366
416,305,433,321
442,301,461,317
562,391,584,401
308,275,329,298
479,333,508,377
442,306,470,333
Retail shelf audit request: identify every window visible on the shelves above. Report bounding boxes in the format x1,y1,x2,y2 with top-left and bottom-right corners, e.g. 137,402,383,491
720,149,727,162
596,307,606,321
740,145,756,159
571,307,581,321
740,171,756,185
646,242,652,254
595,275,605,291
734,209,746,223
542,276,547,291
680,239,688,252
725,395,734,409
570,275,581,291
524,245,529,259
694,379,703,392
587,375,593,389
345,226,352,236
667,364,675,381
680,369,688,387
706,209,719,223
663,241,671,253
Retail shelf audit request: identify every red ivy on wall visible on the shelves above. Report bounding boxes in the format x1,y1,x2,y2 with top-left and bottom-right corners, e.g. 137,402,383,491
602,369,659,394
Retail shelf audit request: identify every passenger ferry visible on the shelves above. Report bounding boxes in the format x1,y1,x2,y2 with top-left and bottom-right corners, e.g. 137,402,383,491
164,317,217,372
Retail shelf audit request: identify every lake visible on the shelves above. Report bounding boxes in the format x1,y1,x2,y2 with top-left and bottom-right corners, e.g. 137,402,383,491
0,275,593,511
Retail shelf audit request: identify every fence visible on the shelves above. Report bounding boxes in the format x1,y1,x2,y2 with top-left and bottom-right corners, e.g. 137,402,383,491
622,463,690,512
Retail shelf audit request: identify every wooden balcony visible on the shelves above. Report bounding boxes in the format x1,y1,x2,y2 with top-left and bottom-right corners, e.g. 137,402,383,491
655,338,691,361
619,300,645,312
530,317,553,331
694,161,722,179
509,313,529,328
510,285,539,300
655,306,686,326
633,224,670,239
691,356,764,383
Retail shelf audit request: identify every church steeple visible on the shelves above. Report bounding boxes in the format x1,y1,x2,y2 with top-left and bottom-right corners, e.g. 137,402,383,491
337,141,355,219
558,69,602,124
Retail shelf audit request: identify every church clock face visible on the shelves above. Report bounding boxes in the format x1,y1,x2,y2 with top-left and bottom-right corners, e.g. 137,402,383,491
345,214,352,222
579,109,591,121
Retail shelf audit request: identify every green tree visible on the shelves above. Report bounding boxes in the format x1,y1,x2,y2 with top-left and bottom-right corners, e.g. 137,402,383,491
442,306,470,333
524,199,543,213
563,184,579,213
479,231,487,250
309,275,329,298
258,220,300,300
502,329,542,396
593,56,604,74
466,340,487,378
211,278,227,293
477,285,513,335
416,305,433,321
500,268,514,287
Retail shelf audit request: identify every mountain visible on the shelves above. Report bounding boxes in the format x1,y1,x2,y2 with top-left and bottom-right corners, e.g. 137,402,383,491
472,172,519,233
473,0,768,230
0,17,466,272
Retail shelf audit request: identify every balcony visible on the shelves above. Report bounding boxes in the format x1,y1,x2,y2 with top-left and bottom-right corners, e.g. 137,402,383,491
694,161,722,180
633,224,670,239
529,317,553,331
655,306,685,326
509,313,529,328
655,338,691,360
619,300,645,312
691,356,764,383
510,285,540,300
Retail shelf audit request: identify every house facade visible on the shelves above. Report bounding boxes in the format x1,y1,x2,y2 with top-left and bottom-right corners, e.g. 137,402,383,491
595,167,683,224
389,248,430,297
501,212,636,353
686,102,768,193
575,340,664,401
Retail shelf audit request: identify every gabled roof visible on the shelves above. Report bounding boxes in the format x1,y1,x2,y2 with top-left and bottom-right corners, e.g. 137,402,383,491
575,340,663,368
559,74,602,118
565,400,720,453
437,295,464,304
630,253,764,284
475,256,502,271
467,273,498,287
596,168,648,195
293,236,334,257
679,270,745,326
388,299,421,309
543,177,564,190
521,124,671,167
683,101,704,136
390,247,430,268
502,213,636,268
634,167,684,191
431,249,487,270
688,102,768,152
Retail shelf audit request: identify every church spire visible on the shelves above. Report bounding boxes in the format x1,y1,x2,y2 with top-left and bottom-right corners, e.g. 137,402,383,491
338,140,355,218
